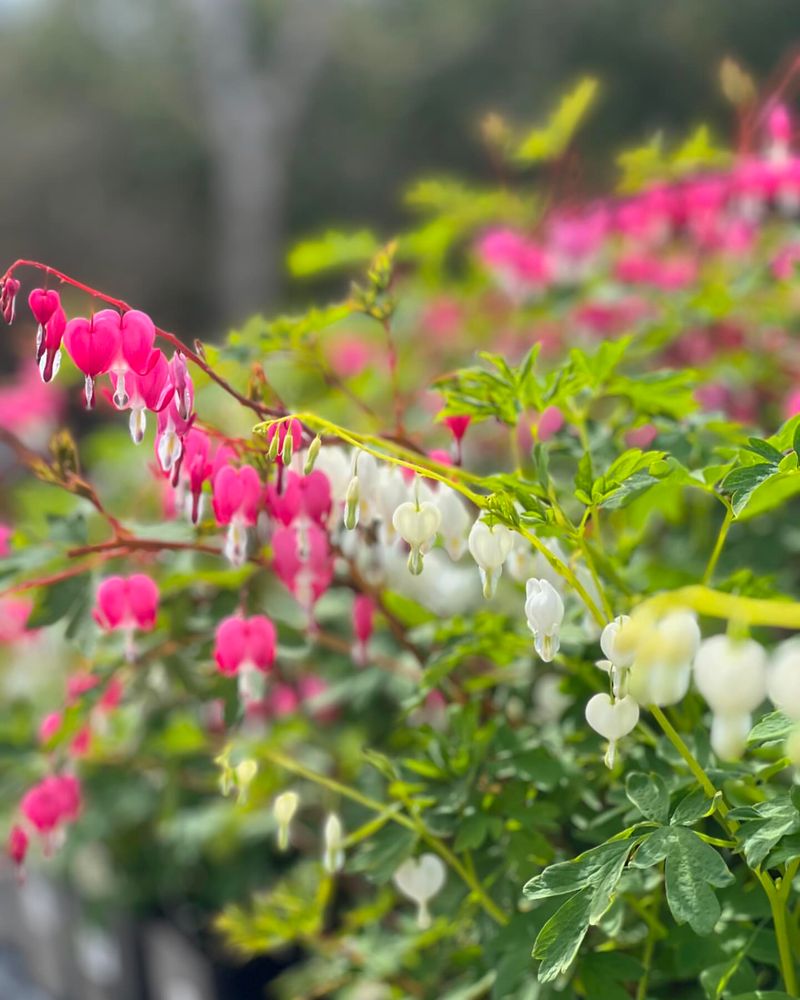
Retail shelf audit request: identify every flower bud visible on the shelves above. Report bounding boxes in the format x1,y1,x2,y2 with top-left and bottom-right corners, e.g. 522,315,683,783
268,429,281,461
323,812,345,873
234,759,258,804
344,476,360,530
304,436,322,475
273,791,300,850
281,430,294,466
525,578,565,662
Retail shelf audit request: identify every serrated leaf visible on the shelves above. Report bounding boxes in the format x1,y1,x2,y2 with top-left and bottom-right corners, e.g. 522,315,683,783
748,711,795,745
631,827,733,934
626,771,670,824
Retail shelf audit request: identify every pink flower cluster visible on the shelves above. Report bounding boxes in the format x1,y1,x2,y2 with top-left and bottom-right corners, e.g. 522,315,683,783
8,772,82,869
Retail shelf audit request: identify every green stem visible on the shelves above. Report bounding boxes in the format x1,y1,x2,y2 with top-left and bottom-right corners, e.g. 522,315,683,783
766,875,798,997
263,748,508,927
702,507,733,585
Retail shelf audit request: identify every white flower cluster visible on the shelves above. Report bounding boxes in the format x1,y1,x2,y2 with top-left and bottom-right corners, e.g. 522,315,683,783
587,609,800,768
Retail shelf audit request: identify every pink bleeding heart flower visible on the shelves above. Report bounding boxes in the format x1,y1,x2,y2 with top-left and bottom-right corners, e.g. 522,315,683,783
125,349,174,444
8,824,28,868
272,523,333,616
38,307,66,384
63,314,121,408
20,773,82,836
213,464,262,565
213,614,277,677
69,727,91,758
1,277,21,324
442,414,471,463
93,574,159,659
169,351,193,422
92,309,157,408
266,470,332,527
352,595,375,666
29,288,61,327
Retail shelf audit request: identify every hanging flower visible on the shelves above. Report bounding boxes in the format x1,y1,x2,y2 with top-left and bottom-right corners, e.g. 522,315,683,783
525,578,565,662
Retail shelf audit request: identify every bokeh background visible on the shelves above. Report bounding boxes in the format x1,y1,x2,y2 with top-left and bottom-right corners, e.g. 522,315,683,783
1,3,800,999
0,0,797,337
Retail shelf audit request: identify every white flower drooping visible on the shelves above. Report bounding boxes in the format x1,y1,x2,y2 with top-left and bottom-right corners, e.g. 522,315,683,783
625,609,701,707
392,853,446,929
766,641,800,766
585,693,640,768
273,791,300,851
467,518,514,598
435,487,472,561
322,812,345,874
392,498,442,575
525,578,565,662
694,635,767,760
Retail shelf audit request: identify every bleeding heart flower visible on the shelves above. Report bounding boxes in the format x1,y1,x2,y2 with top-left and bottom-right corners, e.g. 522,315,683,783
585,692,640,768
468,518,513,598
63,314,120,407
213,464,262,565
392,500,442,575
213,614,277,676
392,854,446,929
93,575,159,659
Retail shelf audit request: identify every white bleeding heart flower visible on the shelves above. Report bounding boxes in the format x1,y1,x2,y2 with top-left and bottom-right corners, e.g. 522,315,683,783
600,615,635,668
524,578,565,662
375,466,410,544
625,609,701,707
323,813,344,874
694,635,767,716
468,518,514,598
392,853,446,929
710,713,751,761
435,488,471,561
585,693,639,768
273,791,300,851
392,500,442,575
768,640,800,719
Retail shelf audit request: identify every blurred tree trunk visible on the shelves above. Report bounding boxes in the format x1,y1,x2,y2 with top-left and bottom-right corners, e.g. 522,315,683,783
184,0,335,322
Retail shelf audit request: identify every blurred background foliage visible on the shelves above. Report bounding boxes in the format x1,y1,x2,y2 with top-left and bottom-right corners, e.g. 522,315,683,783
0,0,798,336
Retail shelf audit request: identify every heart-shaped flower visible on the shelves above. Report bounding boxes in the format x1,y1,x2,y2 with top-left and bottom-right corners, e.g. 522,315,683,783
525,578,565,662
694,635,767,716
393,853,446,928
585,693,639,741
467,518,514,598
392,500,442,575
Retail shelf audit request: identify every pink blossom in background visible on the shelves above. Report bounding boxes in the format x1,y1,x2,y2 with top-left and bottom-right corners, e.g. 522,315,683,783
477,228,551,300
785,389,800,418
0,365,64,446
0,597,33,643
0,523,12,557
38,712,63,746
213,614,277,676
422,297,463,340
20,773,82,835
535,406,565,442
93,574,159,633
7,824,28,867
626,424,659,449
325,335,376,377
66,672,101,704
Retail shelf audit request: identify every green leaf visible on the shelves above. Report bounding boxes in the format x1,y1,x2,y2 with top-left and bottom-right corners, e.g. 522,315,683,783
27,571,92,629
671,789,717,827
523,838,634,900
631,827,733,934
533,886,595,982
625,771,670,824
287,229,378,278
516,78,599,163
720,463,780,517
748,711,795,745
730,794,800,869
